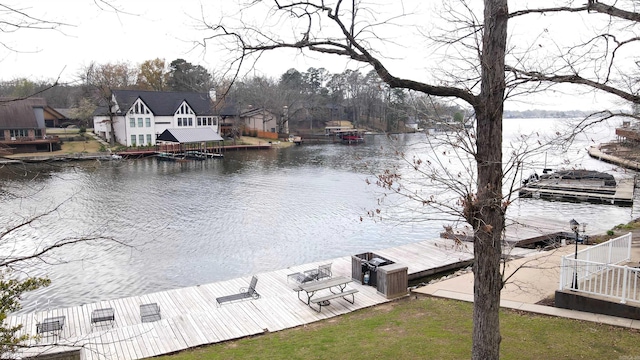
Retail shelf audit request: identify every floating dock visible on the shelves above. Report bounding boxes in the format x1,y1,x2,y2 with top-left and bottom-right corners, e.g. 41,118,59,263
518,177,635,206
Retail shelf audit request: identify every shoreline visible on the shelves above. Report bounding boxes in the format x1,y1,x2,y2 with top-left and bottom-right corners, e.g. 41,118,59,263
0,136,293,165
588,143,640,172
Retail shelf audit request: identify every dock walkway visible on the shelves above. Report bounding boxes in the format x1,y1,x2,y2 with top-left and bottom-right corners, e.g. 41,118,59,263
9,237,538,359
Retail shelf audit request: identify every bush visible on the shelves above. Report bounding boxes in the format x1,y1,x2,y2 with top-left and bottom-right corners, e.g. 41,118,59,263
607,230,615,236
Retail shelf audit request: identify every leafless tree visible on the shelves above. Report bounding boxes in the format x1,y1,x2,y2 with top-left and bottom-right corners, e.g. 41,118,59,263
197,1,640,358
79,61,138,145
201,2,508,358
507,1,640,129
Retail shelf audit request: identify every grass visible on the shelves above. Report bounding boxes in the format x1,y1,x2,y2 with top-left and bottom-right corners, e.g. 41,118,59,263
613,220,640,231
58,138,103,153
590,218,640,243
157,296,640,360
4,134,103,158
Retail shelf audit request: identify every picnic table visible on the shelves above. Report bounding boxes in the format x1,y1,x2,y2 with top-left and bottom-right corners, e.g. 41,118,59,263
296,276,358,312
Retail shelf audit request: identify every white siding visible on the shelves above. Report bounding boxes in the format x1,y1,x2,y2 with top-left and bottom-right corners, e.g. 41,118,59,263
94,94,218,146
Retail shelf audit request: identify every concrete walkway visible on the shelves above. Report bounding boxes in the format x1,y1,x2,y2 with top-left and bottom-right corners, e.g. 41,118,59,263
413,243,640,329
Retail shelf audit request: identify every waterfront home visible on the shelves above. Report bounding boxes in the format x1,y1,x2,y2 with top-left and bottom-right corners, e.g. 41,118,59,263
217,100,282,138
93,90,218,147
324,120,354,135
0,97,62,154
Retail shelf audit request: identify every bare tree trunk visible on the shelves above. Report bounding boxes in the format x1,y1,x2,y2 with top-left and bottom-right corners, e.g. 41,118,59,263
469,1,508,359
109,113,116,146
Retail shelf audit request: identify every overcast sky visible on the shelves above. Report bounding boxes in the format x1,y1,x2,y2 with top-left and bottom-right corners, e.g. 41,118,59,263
1,0,631,112
2,1,346,82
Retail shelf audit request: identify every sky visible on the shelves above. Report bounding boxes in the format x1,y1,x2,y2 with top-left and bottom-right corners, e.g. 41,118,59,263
0,0,633,112
2,1,349,83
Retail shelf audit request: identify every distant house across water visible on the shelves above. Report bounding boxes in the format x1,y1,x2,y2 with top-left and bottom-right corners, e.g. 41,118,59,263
93,90,218,147
0,97,61,154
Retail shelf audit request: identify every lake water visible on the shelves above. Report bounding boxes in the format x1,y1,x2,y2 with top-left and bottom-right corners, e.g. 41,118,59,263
1,118,638,313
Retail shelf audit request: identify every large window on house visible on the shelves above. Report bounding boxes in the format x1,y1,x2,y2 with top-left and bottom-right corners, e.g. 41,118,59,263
131,135,136,146
197,118,202,126
188,118,193,126
146,134,152,145
138,118,143,127
178,118,183,127
178,103,195,115
139,134,144,145
10,129,29,138
130,118,135,127
145,118,151,127
130,100,151,115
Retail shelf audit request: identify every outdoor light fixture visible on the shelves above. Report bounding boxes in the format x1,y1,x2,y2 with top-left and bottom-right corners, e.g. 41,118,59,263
570,219,580,290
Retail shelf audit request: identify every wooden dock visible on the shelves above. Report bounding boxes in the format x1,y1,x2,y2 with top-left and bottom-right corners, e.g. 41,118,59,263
7,238,534,359
518,177,635,206
440,216,612,248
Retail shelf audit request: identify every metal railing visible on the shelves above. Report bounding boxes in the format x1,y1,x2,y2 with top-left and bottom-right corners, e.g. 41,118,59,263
559,232,637,303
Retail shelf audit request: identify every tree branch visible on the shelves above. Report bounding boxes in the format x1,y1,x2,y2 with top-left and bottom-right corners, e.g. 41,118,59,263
506,65,640,104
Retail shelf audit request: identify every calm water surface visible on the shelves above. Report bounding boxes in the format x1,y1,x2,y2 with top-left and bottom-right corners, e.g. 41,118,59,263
1,118,638,313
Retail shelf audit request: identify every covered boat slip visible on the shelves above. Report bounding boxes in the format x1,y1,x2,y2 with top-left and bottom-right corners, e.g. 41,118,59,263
155,128,224,160
6,235,542,360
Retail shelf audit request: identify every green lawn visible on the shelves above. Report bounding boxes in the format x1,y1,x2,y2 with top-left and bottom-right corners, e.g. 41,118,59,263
156,296,640,360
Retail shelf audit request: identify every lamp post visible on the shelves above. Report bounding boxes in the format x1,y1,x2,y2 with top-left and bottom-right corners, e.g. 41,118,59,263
570,219,580,290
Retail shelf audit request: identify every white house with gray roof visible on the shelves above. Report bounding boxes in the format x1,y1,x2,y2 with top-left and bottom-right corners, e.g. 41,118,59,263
93,90,218,147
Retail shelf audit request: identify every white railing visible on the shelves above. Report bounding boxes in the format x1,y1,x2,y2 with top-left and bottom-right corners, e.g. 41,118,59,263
559,232,637,303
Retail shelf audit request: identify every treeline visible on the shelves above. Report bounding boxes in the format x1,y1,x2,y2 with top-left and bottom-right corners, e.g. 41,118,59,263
0,58,464,132
503,110,603,119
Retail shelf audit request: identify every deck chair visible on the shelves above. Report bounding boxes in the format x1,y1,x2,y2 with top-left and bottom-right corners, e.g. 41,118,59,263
317,263,332,281
216,276,260,306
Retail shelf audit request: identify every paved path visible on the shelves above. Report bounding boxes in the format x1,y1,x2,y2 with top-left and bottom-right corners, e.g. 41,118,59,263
413,238,640,330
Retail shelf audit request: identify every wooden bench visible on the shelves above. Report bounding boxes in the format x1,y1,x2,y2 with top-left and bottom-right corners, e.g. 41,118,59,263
309,289,358,312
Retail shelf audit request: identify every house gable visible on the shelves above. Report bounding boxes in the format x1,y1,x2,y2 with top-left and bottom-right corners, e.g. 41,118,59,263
175,101,195,116
112,90,213,116
127,98,152,116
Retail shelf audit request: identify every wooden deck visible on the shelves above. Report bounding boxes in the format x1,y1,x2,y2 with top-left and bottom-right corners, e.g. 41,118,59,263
441,216,612,248
7,238,533,359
